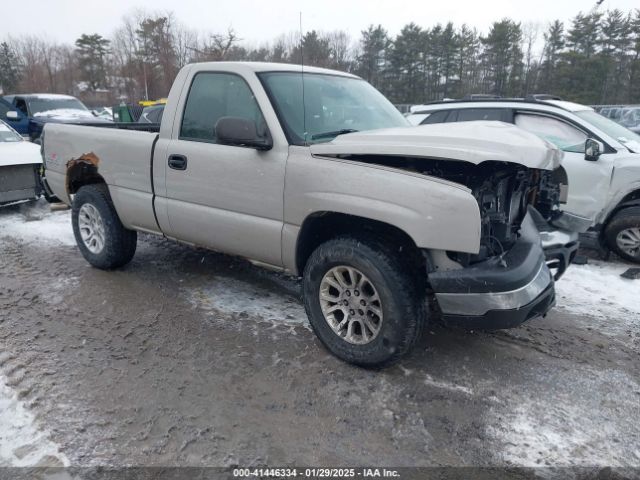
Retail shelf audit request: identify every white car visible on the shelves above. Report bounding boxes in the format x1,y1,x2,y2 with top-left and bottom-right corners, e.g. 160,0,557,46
0,120,43,205
619,107,640,134
407,97,640,263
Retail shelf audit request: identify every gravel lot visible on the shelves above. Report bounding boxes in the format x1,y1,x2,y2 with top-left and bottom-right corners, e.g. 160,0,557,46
0,200,639,477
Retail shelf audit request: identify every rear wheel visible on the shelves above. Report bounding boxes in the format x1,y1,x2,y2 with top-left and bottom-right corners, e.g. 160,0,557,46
72,184,137,269
302,236,426,368
604,207,640,263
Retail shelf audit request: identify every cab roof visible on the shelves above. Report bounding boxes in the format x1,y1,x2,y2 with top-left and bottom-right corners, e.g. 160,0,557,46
186,61,360,78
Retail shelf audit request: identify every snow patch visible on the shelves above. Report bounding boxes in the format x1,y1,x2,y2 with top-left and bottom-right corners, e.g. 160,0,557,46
0,377,68,467
556,259,640,336
0,205,76,247
488,367,640,467
189,276,308,327
30,94,76,100
423,374,474,395
33,108,95,120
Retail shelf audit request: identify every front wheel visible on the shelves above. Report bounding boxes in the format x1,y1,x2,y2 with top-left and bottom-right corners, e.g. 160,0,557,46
302,236,426,368
604,207,640,263
72,184,137,269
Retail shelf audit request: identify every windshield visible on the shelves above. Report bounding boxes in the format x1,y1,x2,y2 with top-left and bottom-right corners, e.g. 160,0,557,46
575,110,640,146
259,72,408,145
27,96,88,115
0,122,22,142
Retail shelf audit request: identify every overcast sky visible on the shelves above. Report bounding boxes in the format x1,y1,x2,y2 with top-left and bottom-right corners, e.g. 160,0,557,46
10,0,640,45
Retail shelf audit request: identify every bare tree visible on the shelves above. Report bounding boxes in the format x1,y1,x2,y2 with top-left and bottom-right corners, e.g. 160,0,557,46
326,30,353,70
522,22,541,95
193,28,240,61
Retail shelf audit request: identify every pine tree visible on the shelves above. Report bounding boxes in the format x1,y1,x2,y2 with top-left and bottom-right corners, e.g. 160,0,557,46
75,34,111,91
455,25,480,97
388,23,425,103
355,25,390,91
291,30,332,67
480,20,524,96
558,11,607,103
438,23,459,98
567,12,602,58
629,10,640,102
135,16,178,98
599,9,632,103
0,42,21,94
540,20,565,93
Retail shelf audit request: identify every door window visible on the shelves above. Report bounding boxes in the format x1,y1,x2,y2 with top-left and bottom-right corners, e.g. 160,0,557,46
515,113,588,153
0,101,10,118
180,72,265,143
455,108,504,122
420,110,449,124
15,99,28,116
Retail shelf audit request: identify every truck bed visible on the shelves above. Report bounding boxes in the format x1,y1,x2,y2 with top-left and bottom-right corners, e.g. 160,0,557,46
42,123,161,233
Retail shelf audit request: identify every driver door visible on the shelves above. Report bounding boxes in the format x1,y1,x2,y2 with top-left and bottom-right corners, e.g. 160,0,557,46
161,71,288,267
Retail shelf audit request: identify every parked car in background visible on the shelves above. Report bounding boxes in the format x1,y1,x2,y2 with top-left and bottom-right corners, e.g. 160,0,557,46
0,97,29,138
91,106,113,120
0,119,43,205
407,96,640,262
619,107,640,134
604,107,624,121
1,93,111,142
41,62,576,366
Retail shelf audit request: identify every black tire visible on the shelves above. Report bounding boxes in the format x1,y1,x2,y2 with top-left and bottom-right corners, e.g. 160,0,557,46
302,236,426,368
604,207,640,263
71,184,137,269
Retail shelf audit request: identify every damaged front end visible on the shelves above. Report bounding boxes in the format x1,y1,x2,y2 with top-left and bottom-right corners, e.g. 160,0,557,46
326,154,568,329
419,160,571,328
422,160,578,280
429,213,556,329
311,123,578,329
414,160,564,265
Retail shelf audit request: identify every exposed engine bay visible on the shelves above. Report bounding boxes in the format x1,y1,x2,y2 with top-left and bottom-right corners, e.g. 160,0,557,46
329,154,567,265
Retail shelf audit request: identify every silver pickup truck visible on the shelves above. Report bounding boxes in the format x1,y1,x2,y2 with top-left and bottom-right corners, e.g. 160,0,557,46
42,62,576,367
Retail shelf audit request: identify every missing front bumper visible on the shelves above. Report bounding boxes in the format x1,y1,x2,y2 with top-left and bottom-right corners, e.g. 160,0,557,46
429,213,556,329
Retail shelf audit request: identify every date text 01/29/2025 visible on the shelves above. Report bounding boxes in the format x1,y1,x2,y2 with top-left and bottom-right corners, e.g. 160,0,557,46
232,468,401,478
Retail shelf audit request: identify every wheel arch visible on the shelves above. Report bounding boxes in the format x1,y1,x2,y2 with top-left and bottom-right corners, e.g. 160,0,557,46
66,154,107,195
294,211,426,276
602,189,640,229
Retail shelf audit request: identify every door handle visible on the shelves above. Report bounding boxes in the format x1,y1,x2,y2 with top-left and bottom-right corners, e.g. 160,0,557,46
168,154,188,170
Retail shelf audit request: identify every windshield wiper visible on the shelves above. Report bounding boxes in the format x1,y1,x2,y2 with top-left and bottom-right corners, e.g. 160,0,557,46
310,129,358,140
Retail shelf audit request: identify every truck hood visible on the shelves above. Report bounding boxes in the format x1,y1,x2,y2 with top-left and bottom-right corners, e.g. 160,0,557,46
0,140,42,167
310,121,563,171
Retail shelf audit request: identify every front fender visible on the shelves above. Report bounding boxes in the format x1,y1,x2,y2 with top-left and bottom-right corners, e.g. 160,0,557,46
284,149,482,255
599,160,640,224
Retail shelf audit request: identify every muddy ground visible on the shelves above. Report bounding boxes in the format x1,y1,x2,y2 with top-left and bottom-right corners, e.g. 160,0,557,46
0,202,639,478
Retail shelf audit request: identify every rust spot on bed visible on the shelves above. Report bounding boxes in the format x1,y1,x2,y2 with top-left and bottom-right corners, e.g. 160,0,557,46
66,152,100,170
65,152,102,195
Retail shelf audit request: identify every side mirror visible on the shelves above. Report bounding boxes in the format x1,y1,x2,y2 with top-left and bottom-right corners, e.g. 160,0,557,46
584,138,603,161
215,116,272,150
6,111,20,120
